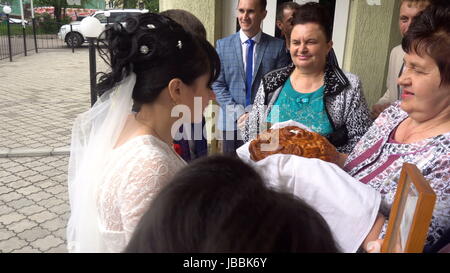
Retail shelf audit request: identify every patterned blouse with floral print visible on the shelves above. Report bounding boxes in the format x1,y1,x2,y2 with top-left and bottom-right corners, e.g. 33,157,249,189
243,62,372,154
344,102,450,247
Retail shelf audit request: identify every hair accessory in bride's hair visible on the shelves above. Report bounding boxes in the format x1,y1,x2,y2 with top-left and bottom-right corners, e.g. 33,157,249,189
147,24,156,29
140,45,150,55
177,40,183,50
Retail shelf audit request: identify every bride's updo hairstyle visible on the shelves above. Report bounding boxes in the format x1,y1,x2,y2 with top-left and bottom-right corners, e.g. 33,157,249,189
97,12,220,105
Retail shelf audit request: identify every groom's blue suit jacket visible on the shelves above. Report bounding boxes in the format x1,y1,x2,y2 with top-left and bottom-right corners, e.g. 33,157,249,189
212,32,289,131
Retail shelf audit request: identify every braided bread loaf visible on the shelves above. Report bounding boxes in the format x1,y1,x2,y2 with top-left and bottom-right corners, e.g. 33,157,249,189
249,126,340,164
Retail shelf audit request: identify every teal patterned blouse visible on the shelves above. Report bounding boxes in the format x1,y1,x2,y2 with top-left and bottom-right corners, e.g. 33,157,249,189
266,77,334,135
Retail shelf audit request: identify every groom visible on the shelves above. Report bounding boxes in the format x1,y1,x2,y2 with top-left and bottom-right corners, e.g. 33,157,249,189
212,0,290,155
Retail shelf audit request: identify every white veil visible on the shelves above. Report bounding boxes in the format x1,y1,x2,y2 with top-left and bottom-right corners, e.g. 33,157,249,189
66,73,136,252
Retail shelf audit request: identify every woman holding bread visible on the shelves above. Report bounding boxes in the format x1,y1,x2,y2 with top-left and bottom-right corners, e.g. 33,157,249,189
344,3,450,251
242,2,372,153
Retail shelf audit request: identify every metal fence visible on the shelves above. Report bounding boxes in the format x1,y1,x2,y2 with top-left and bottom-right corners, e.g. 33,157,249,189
0,16,67,61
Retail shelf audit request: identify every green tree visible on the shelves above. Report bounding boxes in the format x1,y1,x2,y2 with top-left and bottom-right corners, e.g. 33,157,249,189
142,0,158,12
107,0,136,9
108,0,158,11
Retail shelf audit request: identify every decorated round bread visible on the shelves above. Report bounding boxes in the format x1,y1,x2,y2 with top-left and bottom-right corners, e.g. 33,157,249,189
249,126,340,164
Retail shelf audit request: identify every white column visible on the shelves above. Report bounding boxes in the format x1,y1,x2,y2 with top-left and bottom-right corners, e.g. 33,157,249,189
19,0,25,27
332,0,350,66
262,0,277,37
30,0,34,18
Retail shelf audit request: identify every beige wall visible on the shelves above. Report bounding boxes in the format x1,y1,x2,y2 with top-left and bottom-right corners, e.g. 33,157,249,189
159,0,222,45
343,0,402,107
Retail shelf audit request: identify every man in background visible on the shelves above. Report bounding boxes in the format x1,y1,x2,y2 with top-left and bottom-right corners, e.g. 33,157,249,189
371,0,431,119
212,0,289,155
276,1,300,50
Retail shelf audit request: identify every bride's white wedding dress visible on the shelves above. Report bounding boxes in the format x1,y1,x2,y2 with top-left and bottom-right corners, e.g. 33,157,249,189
67,73,186,253
96,135,186,252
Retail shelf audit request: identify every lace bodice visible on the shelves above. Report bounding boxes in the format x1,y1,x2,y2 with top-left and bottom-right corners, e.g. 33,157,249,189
96,135,186,252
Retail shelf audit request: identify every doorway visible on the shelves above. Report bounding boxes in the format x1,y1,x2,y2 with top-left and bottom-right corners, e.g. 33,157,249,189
221,0,349,65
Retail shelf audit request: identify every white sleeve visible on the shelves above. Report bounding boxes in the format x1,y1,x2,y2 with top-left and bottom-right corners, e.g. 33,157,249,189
254,154,381,253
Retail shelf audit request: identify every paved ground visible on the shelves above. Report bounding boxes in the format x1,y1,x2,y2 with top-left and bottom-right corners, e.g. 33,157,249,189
0,48,107,253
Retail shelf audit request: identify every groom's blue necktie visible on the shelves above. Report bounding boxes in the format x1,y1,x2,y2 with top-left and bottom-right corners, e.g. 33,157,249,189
245,39,255,107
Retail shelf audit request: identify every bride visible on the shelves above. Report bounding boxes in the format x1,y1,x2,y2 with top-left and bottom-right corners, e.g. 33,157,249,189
66,13,220,252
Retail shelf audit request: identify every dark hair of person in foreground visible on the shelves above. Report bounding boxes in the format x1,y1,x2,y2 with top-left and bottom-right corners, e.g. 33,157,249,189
124,155,340,253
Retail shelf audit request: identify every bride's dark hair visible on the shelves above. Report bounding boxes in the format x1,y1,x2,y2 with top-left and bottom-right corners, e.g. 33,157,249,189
96,12,220,104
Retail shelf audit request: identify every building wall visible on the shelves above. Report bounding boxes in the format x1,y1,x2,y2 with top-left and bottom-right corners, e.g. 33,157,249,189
343,0,402,107
159,0,222,45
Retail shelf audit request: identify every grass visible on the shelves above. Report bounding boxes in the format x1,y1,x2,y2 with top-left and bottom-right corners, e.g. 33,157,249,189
0,22,34,35
0,21,63,36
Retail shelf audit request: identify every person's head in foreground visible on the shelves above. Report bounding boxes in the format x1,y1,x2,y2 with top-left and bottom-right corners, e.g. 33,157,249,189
124,155,340,253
